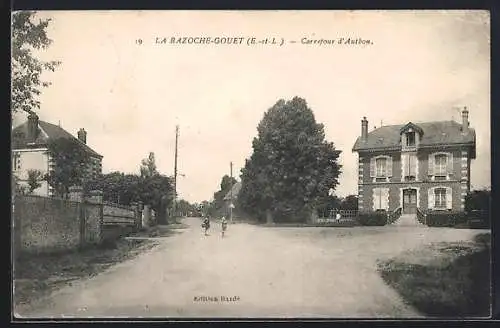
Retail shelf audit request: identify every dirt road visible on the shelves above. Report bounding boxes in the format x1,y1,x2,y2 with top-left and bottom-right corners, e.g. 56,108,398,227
14,217,484,318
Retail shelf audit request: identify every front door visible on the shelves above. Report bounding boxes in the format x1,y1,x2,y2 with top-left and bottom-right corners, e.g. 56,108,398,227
403,189,417,214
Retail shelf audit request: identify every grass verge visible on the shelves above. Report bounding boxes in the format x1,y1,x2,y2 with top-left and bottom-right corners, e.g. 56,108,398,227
377,233,491,318
13,238,159,307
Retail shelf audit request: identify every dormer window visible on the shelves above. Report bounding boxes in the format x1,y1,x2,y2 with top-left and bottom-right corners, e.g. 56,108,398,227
399,123,423,151
406,131,416,147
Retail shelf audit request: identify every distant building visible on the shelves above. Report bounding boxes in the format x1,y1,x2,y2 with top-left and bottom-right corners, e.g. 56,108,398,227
222,181,242,218
352,108,476,217
12,112,103,196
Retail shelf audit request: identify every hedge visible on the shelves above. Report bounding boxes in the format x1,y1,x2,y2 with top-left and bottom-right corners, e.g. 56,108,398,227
357,211,387,226
425,211,468,227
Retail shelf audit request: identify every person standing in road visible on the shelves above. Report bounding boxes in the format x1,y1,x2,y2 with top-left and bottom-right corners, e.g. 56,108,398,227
202,216,210,236
221,216,228,238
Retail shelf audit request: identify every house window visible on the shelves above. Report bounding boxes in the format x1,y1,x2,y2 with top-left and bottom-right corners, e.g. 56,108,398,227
435,154,447,176
373,188,388,211
406,132,416,147
376,157,387,177
404,153,417,181
434,188,447,208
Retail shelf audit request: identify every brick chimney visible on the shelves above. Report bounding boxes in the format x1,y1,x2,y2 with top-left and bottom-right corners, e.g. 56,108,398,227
77,128,87,144
462,107,469,133
27,112,39,142
361,116,368,141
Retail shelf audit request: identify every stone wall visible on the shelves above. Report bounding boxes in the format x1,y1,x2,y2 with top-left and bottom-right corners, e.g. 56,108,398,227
14,195,81,255
13,188,149,256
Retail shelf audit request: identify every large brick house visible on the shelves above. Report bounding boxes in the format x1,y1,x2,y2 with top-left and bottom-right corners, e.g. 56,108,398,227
11,112,103,196
352,108,476,217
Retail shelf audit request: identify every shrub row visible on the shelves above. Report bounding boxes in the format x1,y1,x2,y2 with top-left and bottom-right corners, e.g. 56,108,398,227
357,211,387,226
424,211,467,227
424,210,490,229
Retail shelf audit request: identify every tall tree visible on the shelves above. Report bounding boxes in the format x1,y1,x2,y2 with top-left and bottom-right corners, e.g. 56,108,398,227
45,137,91,198
140,152,158,178
238,97,342,223
11,11,60,114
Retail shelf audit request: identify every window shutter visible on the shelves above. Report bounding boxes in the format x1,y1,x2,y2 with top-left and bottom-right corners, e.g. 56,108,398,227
372,188,377,210
446,187,453,210
447,153,454,175
387,156,393,177
401,154,407,178
384,188,390,210
370,157,375,177
409,154,416,176
428,188,434,210
428,153,435,176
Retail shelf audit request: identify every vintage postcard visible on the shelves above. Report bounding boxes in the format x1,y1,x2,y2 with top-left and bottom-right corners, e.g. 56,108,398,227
11,10,491,319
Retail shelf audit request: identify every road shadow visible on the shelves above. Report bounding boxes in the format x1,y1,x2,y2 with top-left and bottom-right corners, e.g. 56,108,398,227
377,232,491,318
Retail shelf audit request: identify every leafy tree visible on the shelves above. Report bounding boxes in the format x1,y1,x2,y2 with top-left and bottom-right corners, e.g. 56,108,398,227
140,152,158,178
316,195,342,217
84,172,142,204
11,11,60,114
176,199,196,216
46,137,92,198
85,154,174,223
212,175,237,211
26,169,44,194
141,173,174,223
200,200,215,217
238,97,342,223
340,195,358,210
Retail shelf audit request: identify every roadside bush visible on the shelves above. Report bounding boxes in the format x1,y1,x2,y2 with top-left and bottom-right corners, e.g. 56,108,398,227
466,210,490,229
464,189,491,229
425,211,468,227
357,211,387,226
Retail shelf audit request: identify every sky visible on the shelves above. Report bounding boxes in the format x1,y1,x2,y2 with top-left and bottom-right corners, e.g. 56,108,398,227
12,10,491,204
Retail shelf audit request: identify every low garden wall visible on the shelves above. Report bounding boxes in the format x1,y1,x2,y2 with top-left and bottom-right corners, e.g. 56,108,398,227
13,187,156,257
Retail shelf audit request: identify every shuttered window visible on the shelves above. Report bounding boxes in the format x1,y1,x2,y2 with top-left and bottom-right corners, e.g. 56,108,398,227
376,158,386,177
402,153,417,181
373,188,389,210
428,187,453,210
429,152,453,177
434,188,446,208
435,154,447,175
370,156,393,180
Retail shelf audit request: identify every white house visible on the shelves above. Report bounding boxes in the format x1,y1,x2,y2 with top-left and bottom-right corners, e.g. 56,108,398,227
12,112,103,196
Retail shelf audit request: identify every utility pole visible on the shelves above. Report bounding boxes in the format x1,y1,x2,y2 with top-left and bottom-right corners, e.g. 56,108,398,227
229,161,233,224
173,125,179,220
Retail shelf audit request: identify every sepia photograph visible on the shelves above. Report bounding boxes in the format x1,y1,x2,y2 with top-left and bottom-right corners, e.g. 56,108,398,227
11,10,491,319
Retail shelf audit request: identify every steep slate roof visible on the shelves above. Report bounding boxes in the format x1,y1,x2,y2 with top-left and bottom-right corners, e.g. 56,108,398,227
223,181,242,201
352,120,476,152
12,120,102,158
